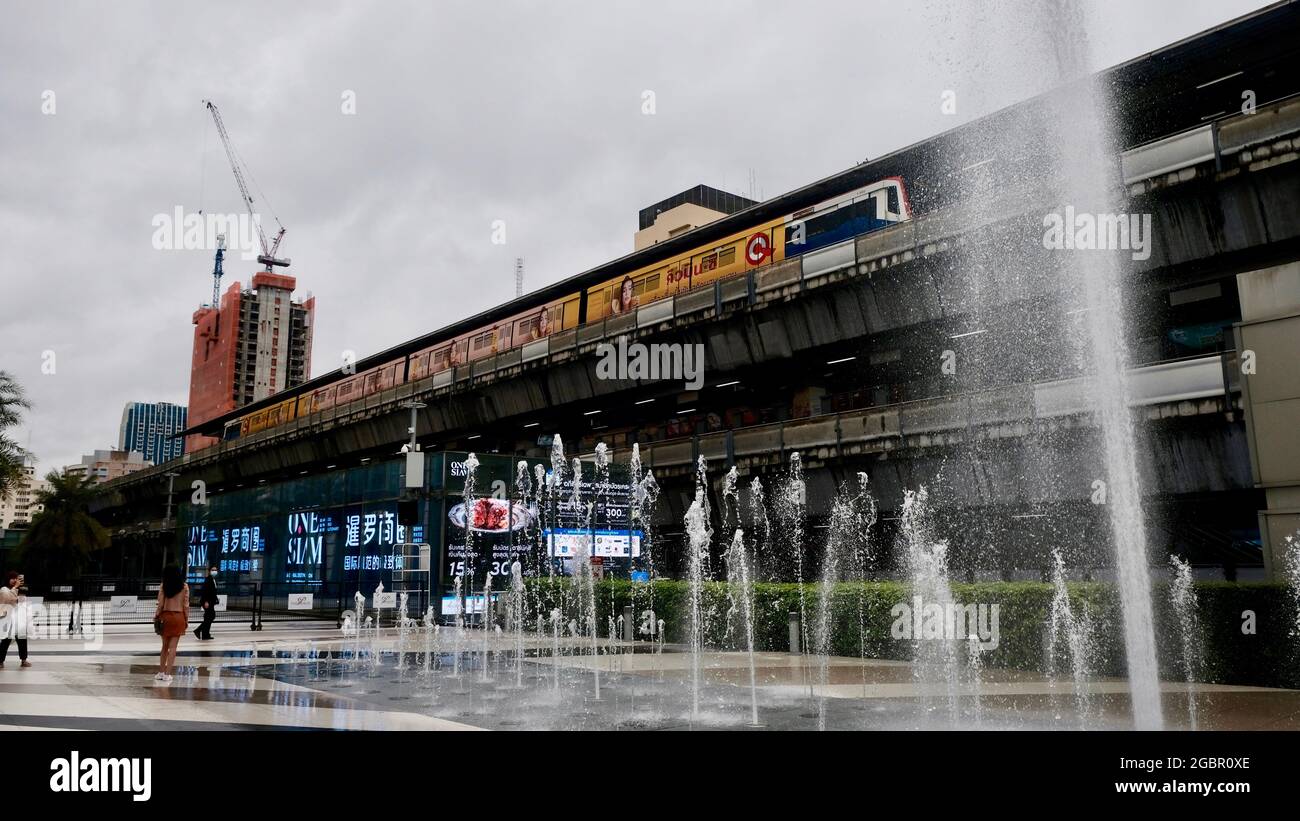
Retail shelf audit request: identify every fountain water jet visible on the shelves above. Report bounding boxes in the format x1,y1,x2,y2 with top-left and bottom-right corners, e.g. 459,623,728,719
684,487,710,722
940,0,1164,729
898,487,961,724
1168,555,1203,730
1047,547,1095,724
725,526,761,727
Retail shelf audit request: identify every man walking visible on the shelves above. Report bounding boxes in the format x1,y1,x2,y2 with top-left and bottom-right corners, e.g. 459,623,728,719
195,565,219,640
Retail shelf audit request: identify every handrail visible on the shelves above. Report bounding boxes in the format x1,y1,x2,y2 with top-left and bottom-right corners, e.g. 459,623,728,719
630,352,1238,463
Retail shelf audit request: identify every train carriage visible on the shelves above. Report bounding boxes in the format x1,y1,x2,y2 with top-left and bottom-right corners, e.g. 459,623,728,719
582,176,910,323
215,176,911,443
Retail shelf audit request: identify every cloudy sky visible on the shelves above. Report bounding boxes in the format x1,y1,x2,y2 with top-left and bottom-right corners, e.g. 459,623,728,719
0,0,1272,475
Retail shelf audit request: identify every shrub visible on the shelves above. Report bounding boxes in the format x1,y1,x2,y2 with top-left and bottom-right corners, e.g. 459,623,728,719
523,578,1299,689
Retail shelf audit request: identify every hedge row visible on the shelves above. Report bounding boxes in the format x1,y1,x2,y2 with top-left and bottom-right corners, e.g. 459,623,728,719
524,578,1300,689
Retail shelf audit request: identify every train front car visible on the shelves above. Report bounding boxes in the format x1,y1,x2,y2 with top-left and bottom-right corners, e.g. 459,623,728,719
783,176,911,277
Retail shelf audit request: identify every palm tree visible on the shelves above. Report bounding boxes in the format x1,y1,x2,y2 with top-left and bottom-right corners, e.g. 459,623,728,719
0,371,30,498
15,470,111,582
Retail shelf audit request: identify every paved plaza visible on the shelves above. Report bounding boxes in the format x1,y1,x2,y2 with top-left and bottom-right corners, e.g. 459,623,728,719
4,621,1298,731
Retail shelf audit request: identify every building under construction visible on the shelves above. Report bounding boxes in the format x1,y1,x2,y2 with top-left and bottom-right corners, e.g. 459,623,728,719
186,102,314,450
187,274,315,450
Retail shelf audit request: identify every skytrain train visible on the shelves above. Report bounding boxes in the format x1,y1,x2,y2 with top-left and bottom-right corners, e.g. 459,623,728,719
222,176,912,441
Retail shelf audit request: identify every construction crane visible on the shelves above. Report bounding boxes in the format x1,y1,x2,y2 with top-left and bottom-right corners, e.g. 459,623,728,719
210,233,226,307
202,100,290,274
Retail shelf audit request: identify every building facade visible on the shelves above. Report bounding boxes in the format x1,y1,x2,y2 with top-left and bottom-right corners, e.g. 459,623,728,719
119,401,187,465
633,184,756,250
187,272,315,450
68,449,151,484
0,462,49,529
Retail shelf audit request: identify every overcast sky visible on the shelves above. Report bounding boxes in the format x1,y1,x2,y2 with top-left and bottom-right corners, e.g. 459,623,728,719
0,0,1273,475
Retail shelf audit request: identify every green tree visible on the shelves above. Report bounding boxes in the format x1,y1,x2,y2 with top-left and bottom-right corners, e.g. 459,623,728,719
0,371,30,497
15,470,111,581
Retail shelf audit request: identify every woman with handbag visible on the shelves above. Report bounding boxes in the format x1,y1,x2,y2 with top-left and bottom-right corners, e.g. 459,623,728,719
154,564,189,682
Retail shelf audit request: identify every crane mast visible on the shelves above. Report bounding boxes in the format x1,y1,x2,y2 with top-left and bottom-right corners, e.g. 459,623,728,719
202,100,290,273
211,233,225,307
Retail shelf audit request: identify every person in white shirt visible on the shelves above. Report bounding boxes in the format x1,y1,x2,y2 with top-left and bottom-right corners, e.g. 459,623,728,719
0,571,31,668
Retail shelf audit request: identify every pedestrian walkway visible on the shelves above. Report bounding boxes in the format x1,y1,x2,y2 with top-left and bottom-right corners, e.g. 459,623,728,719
0,622,478,731
4,621,1298,731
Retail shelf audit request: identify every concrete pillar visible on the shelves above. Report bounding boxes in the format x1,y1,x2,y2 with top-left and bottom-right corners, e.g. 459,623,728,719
1234,261,1300,579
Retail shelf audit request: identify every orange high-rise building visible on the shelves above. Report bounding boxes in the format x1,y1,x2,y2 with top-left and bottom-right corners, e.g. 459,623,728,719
187,273,315,450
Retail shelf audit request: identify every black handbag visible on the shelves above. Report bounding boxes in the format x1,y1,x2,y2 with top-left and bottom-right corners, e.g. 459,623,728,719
154,594,165,635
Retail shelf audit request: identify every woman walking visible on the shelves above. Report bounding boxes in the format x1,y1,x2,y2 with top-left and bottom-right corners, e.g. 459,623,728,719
0,571,31,669
154,564,189,682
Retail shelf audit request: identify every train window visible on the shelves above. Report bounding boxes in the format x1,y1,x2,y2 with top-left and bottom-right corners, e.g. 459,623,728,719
432,348,450,371
450,340,468,366
887,186,900,216
644,273,661,292
518,308,555,340
797,199,867,245
471,331,494,352
717,246,736,267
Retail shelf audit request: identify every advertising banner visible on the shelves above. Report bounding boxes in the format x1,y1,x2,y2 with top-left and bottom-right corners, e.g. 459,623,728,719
437,452,646,616
442,453,542,606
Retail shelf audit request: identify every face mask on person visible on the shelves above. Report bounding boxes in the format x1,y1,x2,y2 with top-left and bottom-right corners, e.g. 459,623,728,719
210,570,218,577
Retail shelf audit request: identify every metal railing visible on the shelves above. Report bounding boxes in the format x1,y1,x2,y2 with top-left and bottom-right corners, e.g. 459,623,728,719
630,350,1240,470
30,578,354,629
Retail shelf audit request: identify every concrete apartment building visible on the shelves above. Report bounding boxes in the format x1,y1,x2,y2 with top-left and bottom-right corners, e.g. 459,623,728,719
0,462,50,529
67,449,152,484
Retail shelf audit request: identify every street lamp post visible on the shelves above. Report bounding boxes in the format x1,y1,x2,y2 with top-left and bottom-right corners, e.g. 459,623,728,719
398,401,427,612
163,471,180,571
400,400,426,451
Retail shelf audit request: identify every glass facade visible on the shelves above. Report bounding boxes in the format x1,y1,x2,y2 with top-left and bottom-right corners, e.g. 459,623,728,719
174,452,647,618
119,401,187,464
